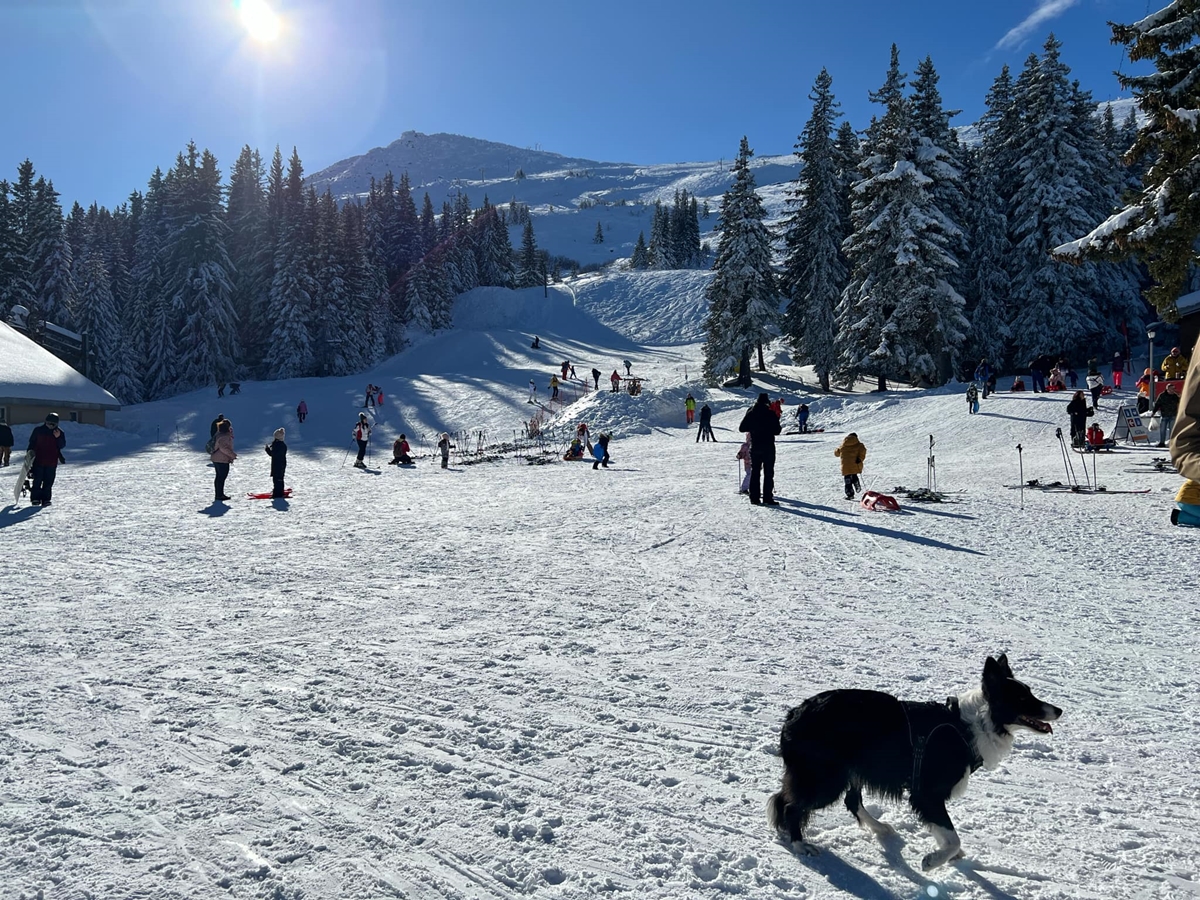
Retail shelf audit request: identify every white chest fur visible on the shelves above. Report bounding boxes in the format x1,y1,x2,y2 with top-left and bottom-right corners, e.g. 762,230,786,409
956,689,1014,771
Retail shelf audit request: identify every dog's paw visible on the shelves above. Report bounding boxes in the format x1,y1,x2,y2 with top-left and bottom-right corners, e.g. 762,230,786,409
922,851,948,871
796,841,820,857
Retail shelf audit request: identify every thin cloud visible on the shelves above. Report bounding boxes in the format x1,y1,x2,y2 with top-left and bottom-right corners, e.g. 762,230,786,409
995,0,1080,50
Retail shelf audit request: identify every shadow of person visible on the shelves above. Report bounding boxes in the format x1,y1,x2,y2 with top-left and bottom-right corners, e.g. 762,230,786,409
271,499,290,511
199,502,230,517
0,505,42,528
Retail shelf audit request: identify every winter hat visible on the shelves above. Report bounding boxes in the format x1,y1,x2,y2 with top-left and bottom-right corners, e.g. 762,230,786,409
274,428,285,440
45,412,59,426
359,412,368,421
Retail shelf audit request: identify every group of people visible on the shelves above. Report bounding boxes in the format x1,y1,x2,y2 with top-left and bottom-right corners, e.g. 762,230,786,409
206,412,288,500
216,382,241,397
529,361,632,404
363,384,384,408
562,422,612,468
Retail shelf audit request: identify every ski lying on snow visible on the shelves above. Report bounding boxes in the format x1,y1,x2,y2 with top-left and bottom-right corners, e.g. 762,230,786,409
1004,482,1150,494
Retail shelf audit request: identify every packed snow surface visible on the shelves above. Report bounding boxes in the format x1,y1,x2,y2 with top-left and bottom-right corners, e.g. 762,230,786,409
2,292,1198,899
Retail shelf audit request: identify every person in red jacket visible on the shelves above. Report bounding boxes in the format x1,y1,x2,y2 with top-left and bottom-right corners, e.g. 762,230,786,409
28,412,67,506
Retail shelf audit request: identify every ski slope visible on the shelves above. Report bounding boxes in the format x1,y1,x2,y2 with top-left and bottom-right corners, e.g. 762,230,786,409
2,291,1198,900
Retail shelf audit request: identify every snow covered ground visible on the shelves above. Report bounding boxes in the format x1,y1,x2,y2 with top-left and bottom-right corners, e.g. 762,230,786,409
3,292,1199,899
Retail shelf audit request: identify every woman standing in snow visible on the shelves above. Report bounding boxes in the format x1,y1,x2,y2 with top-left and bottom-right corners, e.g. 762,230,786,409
211,419,236,502
265,427,287,498
352,413,371,468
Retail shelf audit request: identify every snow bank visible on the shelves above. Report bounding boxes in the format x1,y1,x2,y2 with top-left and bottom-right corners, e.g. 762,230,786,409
572,270,712,345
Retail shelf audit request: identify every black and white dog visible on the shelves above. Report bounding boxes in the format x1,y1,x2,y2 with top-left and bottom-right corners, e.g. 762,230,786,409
768,655,1061,870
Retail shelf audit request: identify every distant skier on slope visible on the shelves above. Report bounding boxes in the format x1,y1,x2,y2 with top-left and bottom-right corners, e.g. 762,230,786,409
685,393,696,425
550,374,560,401
610,371,621,393
592,367,601,390
390,434,413,465
352,413,372,468
296,399,308,423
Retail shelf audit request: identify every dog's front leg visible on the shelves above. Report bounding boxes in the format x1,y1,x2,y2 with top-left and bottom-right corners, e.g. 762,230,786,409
911,798,965,871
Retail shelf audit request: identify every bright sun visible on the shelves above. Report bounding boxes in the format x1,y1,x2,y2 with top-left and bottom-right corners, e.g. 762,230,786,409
238,0,281,43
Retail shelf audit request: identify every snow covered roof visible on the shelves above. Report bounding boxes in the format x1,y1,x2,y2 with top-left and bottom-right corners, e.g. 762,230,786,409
1177,289,1200,318
0,322,120,409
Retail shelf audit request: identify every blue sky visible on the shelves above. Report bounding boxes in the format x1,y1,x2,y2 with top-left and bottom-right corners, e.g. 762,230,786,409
3,0,1152,208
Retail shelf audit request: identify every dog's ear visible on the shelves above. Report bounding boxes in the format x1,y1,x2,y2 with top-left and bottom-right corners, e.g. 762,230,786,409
996,653,1012,674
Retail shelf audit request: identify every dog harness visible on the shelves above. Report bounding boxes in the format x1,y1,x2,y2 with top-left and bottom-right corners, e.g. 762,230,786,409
907,697,985,794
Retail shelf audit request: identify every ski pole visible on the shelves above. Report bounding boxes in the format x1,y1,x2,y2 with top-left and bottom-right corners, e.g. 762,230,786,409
1016,443,1024,510
342,440,354,468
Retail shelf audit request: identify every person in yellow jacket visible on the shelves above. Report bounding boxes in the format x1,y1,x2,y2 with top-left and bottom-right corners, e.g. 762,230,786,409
1173,479,1200,527
549,374,560,401
835,433,867,500
1162,346,1189,380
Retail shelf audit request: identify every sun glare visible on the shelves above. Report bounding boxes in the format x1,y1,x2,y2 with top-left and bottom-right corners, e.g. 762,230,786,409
237,0,281,43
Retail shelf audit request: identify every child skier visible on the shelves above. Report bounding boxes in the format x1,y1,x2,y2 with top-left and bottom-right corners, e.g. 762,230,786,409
835,433,867,500
390,434,413,465
437,432,454,469
296,399,308,423
264,427,287,498
966,382,980,414
736,435,752,494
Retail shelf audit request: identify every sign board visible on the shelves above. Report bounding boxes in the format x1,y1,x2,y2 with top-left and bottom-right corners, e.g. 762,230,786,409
1112,405,1151,444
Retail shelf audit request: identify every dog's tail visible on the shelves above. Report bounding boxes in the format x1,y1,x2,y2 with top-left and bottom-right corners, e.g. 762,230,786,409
766,790,786,832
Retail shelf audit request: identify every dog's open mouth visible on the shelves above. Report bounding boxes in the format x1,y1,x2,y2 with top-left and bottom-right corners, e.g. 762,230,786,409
1018,715,1053,733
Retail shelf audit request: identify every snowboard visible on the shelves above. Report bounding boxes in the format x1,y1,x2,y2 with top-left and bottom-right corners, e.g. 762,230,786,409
246,489,293,499
12,449,34,504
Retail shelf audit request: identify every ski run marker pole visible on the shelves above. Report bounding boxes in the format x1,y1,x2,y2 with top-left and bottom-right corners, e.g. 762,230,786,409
1016,443,1024,510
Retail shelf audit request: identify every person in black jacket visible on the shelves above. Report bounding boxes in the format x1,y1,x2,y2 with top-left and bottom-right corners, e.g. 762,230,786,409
1151,381,1182,448
0,420,13,466
738,393,782,505
1066,391,1094,448
265,427,287,497
27,412,66,506
696,403,716,442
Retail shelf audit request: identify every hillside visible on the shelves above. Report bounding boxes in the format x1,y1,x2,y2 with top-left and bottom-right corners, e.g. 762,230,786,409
2,283,1196,899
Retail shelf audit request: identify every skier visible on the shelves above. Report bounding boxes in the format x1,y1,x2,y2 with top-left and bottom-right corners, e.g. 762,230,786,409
1086,366,1105,408
610,370,621,393
528,379,538,403
1162,346,1189,380
296,399,308,423
696,403,716,442
0,420,13,466
974,359,992,398
210,418,236,502
1066,390,1094,448
966,382,980,414
1111,350,1125,390
736,435,752,494
437,432,454,468
835,432,867,500
591,367,601,390
738,393,781,505
796,403,810,434
390,434,413,465
569,364,576,380
561,360,570,380
685,393,696,425
591,433,611,470
27,412,66,506
531,335,540,349
550,374,560,401
264,427,287,498
352,412,372,468
364,384,376,408
1151,381,1181,448
623,359,632,376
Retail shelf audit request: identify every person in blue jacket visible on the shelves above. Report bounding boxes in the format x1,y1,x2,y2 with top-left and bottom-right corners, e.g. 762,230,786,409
974,359,992,399
796,404,810,434
592,433,611,470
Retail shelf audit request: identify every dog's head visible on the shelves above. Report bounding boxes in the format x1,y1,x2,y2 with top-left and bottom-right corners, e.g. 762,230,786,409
981,655,1062,735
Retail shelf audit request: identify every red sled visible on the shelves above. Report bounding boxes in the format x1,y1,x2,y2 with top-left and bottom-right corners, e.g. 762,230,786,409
246,489,292,499
861,490,900,511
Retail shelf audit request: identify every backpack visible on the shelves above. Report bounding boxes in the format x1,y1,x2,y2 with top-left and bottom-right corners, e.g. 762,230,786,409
205,437,216,454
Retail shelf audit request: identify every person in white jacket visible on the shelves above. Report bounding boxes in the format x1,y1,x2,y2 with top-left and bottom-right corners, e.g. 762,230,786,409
352,413,372,468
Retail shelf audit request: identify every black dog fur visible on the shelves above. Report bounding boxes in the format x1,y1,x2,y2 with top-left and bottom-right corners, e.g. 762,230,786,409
768,655,1062,870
